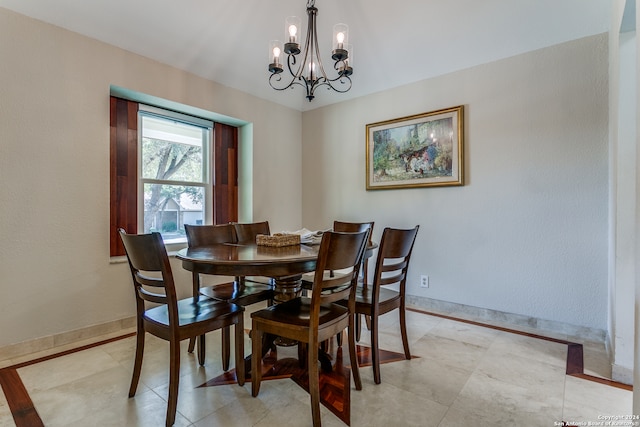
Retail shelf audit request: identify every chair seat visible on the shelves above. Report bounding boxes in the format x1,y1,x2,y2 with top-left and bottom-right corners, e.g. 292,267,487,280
201,282,274,305
251,297,349,328
353,285,400,306
144,296,244,327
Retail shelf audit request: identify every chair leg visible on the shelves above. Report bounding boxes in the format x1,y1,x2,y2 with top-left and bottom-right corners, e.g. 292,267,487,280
166,338,181,427
234,317,245,386
297,342,307,368
399,305,411,360
189,271,201,356
197,334,206,366
128,329,145,397
222,326,231,371
355,314,362,342
308,342,321,427
251,327,263,397
371,314,381,384
348,315,362,390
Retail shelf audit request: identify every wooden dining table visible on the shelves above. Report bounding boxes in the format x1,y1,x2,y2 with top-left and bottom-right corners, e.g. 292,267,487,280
176,241,377,303
176,242,321,304
176,240,377,354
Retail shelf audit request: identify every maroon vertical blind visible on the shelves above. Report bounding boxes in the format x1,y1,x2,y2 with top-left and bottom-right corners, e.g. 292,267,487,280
109,97,138,256
213,122,239,225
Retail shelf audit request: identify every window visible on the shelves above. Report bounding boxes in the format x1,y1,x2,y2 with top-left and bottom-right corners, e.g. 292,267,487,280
139,108,212,243
110,96,239,256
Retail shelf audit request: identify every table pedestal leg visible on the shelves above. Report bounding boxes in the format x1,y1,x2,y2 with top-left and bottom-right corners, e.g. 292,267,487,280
272,274,303,304
272,274,303,346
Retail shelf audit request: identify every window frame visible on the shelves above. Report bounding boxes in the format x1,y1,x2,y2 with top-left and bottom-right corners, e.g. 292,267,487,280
137,105,214,243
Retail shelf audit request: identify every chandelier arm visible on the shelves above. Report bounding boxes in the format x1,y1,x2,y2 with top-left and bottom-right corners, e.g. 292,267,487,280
269,72,309,92
287,53,301,78
311,75,352,96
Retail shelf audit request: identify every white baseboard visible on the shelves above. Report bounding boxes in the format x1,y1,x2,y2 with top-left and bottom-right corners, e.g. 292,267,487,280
612,363,633,385
406,295,607,343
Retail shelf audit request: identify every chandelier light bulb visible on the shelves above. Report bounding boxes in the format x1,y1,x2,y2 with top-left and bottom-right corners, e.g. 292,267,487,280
288,25,298,41
336,31,345,48
268,40,283,74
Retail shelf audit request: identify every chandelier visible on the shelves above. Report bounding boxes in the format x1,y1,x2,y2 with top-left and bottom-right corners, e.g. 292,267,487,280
268,0,352,102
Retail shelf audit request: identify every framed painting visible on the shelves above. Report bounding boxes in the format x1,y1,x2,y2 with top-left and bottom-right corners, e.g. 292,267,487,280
366,105,464,190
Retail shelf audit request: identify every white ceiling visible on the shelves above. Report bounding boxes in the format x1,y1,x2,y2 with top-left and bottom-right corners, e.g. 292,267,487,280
0,0,611,112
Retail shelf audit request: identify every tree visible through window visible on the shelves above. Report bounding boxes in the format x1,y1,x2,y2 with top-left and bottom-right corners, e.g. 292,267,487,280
140,112,210,242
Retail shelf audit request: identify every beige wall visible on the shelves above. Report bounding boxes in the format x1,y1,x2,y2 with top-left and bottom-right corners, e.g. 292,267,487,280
0,8,302,347
0,6,613,352
302,34,609,332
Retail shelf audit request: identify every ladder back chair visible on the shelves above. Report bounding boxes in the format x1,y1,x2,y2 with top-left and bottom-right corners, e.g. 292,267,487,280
184,223,273,370
339,225,419,384
250,230,369,427
118,229,245,427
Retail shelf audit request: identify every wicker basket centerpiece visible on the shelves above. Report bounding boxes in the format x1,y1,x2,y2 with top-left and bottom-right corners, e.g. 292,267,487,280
255,233,301,247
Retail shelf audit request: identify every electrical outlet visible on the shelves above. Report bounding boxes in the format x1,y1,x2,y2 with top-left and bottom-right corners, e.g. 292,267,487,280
420,275,429,288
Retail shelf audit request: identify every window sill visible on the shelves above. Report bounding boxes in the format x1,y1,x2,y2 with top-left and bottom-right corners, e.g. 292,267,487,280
109,241,187,264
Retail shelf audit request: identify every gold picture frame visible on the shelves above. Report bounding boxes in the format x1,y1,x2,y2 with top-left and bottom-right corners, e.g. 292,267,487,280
366,105,464,190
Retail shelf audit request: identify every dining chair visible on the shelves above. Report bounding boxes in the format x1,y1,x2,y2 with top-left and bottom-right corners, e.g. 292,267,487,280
302,221,374,341
184,223,273,370
250,230,368,427
118,229,245,427
232,220,271,244
338,225,419,384
232,221,276,288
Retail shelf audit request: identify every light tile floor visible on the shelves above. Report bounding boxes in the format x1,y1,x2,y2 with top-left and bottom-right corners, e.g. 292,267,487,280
0,306,633,427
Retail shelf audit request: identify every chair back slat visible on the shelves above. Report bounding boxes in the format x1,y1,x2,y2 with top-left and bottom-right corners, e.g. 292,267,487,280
185,223,236,246
378,272,406,287
333,220,374,244
381,259,408,273
232,221,270,244
135,272,165,287
136,287,168,304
